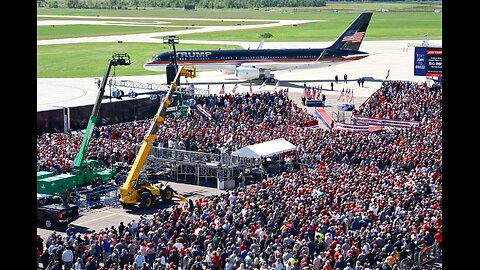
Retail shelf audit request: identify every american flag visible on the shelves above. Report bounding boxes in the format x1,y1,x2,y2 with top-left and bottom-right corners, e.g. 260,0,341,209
342,31,365,43
231,84,237,94
259,80,267,89
345,89,352,102
342,89,349,101
348,89,354,103
196,104,212,119
337,89,345,100
219,84,225,95
249,83,253,93
316,86,322,100
274,81,280,90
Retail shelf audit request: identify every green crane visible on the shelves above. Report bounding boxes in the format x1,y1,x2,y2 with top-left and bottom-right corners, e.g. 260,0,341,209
38,53,131,196
72,53,131,187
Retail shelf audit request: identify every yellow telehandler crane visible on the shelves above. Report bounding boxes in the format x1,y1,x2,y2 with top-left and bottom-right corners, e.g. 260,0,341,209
119,64,196,209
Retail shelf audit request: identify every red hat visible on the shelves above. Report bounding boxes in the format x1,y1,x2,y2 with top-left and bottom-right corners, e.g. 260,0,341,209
87,257,93,261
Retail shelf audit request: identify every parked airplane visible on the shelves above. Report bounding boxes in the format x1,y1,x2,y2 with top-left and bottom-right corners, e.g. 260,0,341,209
144,12,372,82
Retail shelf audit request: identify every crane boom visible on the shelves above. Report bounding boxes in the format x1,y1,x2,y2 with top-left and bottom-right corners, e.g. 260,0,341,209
74,53,131,169
119,64,196,204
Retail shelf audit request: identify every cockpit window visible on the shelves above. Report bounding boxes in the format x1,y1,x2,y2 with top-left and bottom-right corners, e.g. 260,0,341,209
154,53,171,62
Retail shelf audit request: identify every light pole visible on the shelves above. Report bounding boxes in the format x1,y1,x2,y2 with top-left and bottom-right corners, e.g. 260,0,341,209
52,105,70,133
163,35,179,72
423,33,429,47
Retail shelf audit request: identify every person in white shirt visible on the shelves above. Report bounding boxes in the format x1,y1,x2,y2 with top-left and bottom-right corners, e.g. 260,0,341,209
72,257,84,270
62,247,74,270
173,239,184,250
312,254,322,270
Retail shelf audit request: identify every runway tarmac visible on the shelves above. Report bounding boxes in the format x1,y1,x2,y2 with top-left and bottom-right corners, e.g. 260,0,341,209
37,39,441,123
38,14,441,116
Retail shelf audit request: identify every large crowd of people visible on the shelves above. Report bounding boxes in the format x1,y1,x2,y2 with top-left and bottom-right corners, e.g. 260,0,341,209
353,81,441,122
37,91,318,174
37,80,442,270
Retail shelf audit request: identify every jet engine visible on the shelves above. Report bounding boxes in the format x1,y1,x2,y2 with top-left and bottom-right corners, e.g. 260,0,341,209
219,69,235,74
235,67,260,80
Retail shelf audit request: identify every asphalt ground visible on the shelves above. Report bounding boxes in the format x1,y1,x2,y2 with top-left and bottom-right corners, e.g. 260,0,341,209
37,40,442,112
37,181,226,240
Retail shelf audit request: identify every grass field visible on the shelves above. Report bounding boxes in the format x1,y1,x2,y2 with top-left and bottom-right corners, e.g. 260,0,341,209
38,12,441,42
37,2,442,19
37,3,441,78
176,12,442,42
37,43,242,78
38,25,192,40
38,16,274,26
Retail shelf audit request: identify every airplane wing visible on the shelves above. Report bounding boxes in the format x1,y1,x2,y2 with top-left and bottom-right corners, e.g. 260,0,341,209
239,62,309,71
316,49,328,62
341,53,369,59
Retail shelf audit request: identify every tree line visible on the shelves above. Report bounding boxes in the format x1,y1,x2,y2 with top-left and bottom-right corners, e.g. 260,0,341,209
41,0,436,9
44,0,327,9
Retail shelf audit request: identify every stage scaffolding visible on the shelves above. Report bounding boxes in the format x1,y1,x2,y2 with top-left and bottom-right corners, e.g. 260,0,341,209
138,145,260,188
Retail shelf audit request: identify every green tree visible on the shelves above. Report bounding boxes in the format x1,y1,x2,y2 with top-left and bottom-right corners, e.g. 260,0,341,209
67,0,79,7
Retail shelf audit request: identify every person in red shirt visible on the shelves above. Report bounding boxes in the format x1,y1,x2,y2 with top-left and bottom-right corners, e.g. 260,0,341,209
322,260,333,270
211,251,221,270
434,230,442,253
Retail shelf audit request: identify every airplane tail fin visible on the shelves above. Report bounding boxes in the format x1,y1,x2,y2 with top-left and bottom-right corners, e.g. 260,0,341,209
329,12,372,51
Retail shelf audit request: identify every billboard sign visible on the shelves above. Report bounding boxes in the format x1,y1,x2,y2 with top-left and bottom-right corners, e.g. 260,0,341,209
414,47,442,77
426,48,442,77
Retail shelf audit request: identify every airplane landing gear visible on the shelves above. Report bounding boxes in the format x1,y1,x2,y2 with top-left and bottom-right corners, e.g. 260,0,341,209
259,75,276,84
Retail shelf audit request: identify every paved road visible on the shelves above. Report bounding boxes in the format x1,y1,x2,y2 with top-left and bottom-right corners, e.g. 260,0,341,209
37,181,226,241
38,15,319,46
38,39,439,112
37,15,441,111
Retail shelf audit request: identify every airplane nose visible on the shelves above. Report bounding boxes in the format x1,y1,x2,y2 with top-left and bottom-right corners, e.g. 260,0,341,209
143,63,154,70
143,62,164,72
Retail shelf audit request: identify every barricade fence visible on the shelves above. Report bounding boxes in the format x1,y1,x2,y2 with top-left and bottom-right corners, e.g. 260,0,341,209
352,114,419,128
395,242,442,270
71,183,120,212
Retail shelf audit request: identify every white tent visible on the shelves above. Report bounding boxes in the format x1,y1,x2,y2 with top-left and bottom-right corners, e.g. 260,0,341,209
231,138,296,158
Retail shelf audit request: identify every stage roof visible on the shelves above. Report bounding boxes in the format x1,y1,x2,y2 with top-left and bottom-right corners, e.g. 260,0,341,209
231,138,296,158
